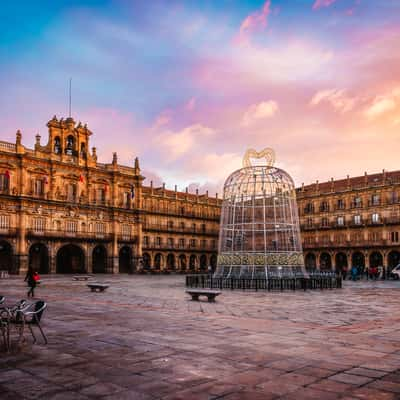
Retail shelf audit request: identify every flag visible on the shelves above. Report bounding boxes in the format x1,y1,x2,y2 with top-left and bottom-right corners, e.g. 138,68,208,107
130,185,135,199
4,170,10,179
44,176,48,185
104,183,108,192
79,174,84,183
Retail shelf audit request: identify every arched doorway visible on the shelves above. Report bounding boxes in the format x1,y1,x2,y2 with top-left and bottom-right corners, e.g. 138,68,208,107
166,253,175,270
0,241,13,274
154,253,163,270
352,252,365,268
320,252,332,271
179,254,187,271
29,243,49,274
210,254,217,272
387,251,400,274
200,254,207,271
119,246,132,273
305,253,316,271
57,244,85,274
142,253,151,270
335,252,348,273
189,254,197,270
369,251,383,268
92,245,107,273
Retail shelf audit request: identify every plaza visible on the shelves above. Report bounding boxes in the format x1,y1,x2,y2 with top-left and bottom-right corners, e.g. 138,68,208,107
1,275,400,399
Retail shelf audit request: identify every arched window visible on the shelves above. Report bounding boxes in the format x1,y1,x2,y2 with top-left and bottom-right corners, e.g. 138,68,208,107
66,135,74,155
80,142,86,158
54,136,61,154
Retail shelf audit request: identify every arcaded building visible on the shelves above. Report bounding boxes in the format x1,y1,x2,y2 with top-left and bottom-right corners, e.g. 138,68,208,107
0,116,220,275
297,171,400,275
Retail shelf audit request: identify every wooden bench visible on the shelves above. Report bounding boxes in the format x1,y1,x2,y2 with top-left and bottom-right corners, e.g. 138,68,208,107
73,275,92,281
186,289,221,302
87,283,109,292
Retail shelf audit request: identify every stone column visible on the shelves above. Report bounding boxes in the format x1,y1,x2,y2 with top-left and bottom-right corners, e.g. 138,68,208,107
16,206,28,275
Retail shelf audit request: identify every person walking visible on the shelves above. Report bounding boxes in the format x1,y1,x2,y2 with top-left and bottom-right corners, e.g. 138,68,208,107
24,266,38,298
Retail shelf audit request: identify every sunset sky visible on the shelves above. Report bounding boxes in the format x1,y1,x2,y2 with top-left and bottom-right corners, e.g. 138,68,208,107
1,0,400,195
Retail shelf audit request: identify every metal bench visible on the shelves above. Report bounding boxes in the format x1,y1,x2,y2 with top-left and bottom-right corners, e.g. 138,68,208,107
87,283,109,292
73,275,92,281
185,289,221,302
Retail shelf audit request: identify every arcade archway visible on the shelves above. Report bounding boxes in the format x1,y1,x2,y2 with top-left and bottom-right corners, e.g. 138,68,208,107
119,246,132,273
92,245,107,273
0,241,13,274
29,243,49,274
57,244,85,274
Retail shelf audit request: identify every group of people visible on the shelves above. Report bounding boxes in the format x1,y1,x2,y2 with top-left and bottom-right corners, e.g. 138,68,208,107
341,265,383,281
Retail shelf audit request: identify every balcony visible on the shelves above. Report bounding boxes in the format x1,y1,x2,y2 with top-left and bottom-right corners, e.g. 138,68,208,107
118,234,137,243
27,229,113,241
0,227,18,237
143,223,219,236
303,239,389,249
142,242,217,251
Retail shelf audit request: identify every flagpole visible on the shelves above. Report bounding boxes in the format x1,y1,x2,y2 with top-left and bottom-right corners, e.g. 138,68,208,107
69,78,72,118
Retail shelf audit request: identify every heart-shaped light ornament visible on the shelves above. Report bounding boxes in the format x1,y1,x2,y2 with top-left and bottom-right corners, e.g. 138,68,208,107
242,148,275,168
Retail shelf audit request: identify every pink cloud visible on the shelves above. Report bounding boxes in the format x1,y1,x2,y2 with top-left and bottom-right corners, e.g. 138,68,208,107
235,0,271,45
312,0,337,10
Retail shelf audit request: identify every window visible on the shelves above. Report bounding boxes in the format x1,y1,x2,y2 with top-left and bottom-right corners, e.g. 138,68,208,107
211,239,216,249
32,218,46,232
201,239,207,248
67,184,77,202
354,215,361,225
320,201,329,212
121,224,130,238
0,174,10,192
167,237,174,247
96,188,105,203
95,223,106,234
391,232,399,242
306,217,313,227
179,238,185,248
389,191,398,204
201,223,206,233
66,135,74,155
190,239,196,248
353,196,362,208
54,136,61,154
321,235,330,245
123,192,130,208
155,236,161,246
337,199,345,209
371,194,380,206
180,221,185,230
192,223,196,232
34,179,45,196
0,215,10,229
304,202,314,214
168,220,174,229
321,217,329,227
369,232,380,242
80,143,86,158
337,216,344,226
66,220,78,233
143,236,149,246
372,213,380,223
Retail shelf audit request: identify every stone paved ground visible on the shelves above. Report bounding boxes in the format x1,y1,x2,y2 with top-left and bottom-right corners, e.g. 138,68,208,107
1,275,400,399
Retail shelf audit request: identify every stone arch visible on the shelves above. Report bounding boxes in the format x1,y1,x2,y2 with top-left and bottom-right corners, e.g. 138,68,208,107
200,254,207,271
305,252,317,271
92,245,107,273
57,244,85,274
154,253,163,270
319,252,332,271
210,254,217,272
29,243,49,274
387,250,400,274
335,252,348,273
166,253,176,270
189,254,197,270
352,251,365,268
369,251,383,268
119,246,132,273
0,240,14,274
179,254,187,271
142,252,151,270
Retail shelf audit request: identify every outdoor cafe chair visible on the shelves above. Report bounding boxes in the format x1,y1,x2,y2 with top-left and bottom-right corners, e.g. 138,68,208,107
0,296,4,305
15,300,48,345
0,299,26,351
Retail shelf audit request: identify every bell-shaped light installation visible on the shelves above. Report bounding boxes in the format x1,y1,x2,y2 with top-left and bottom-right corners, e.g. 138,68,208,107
215,148,306,279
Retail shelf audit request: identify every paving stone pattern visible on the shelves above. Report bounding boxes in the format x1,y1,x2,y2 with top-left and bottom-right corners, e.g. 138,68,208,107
0,276,400,399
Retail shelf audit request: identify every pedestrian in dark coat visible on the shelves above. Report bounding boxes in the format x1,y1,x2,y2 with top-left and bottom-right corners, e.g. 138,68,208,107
24,266,37,298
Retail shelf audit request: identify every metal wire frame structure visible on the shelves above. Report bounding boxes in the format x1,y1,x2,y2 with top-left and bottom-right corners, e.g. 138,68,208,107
214,149,307,280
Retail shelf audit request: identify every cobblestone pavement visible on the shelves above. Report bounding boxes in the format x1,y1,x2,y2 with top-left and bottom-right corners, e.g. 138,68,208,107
1,275,400,399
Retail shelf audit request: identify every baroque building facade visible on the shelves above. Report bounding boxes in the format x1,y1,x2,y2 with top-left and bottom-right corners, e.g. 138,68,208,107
297,171,400,276
0,116,220,275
